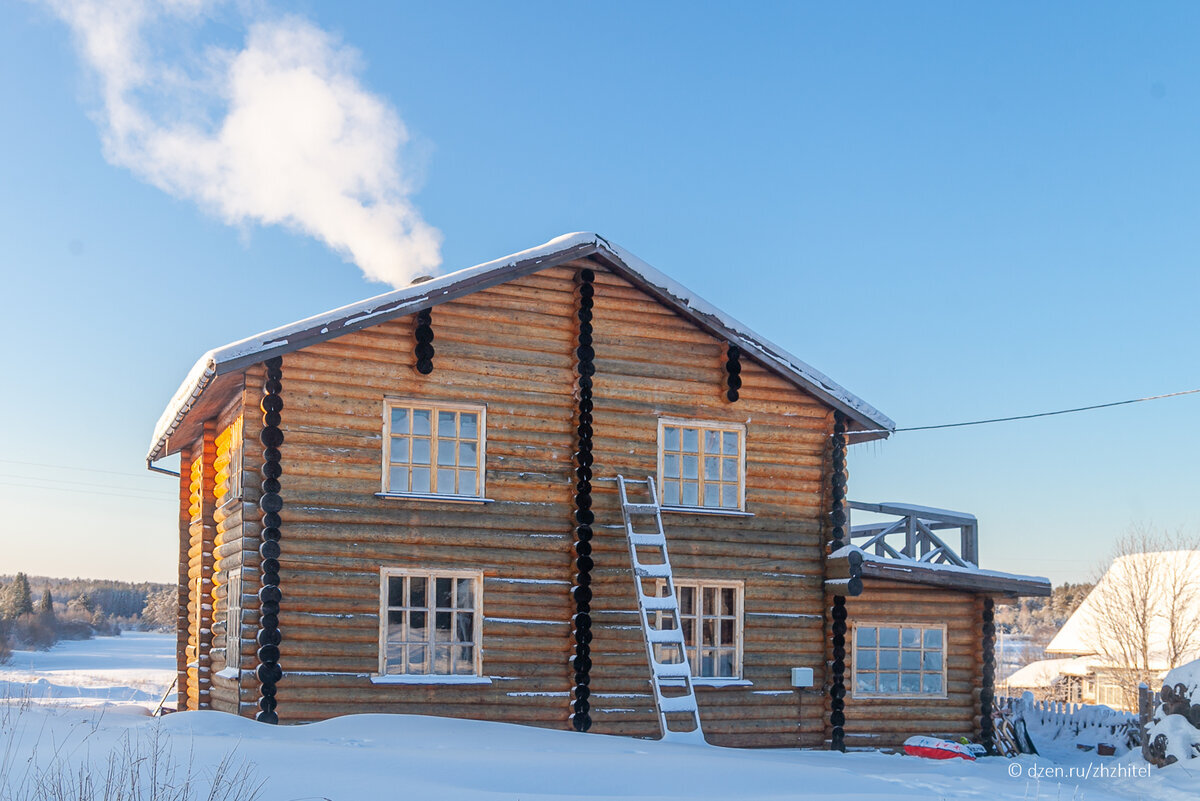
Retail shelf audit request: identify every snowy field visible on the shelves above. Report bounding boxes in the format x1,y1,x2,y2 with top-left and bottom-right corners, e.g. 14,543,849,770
1,635,1196,800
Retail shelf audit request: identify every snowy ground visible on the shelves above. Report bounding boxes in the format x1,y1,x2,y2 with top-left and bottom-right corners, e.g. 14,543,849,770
2,635,1196,800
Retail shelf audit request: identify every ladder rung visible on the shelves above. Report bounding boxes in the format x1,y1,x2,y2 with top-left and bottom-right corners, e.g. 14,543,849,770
622,478,650,485
640,594,676,611
656,694,699,713
629,533,665,547
646,627,685,644
634,563,672,579
653,661,692,678
622,503,660,514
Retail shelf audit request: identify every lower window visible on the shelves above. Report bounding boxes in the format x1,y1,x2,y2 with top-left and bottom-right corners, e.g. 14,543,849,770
657,581,743,679
853,623,945,697
380,569,481,676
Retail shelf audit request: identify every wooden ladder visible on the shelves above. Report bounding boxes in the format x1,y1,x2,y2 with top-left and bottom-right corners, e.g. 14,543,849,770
616,474,706,744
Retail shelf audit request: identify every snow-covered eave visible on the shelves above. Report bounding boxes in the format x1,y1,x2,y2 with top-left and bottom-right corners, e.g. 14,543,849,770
147,232,895,464
828,545,1052,597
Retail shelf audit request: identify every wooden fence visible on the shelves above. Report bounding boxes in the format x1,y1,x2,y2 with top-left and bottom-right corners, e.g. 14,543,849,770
995,693,1144,751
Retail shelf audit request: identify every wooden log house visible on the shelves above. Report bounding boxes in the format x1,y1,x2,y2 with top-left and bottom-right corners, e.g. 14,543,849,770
147,233,1050,748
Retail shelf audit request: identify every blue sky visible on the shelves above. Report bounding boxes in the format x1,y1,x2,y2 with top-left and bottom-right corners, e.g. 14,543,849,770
1,2,1197,583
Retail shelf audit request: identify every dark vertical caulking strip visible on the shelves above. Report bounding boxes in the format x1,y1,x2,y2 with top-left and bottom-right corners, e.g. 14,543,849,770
570,268,596,733
829,410,851,752
724,343,741,402
981,597,996,754
414,308,435,374
256,356,284,724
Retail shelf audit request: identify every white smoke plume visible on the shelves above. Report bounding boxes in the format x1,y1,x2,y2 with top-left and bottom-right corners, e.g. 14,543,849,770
41,0,442,286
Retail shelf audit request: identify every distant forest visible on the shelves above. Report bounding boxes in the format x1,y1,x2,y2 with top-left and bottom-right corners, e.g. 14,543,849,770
0,573,174,661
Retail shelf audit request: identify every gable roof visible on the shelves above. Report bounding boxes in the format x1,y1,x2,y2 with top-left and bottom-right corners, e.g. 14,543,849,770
1045,550,1200,670
148,232,895,464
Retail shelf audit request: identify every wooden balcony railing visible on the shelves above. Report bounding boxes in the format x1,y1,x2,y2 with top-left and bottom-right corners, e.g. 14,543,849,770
847,501,979,567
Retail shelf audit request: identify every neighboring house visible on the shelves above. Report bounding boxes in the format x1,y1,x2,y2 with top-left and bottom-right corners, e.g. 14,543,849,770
1012,551,1200,710
147,232,1049,748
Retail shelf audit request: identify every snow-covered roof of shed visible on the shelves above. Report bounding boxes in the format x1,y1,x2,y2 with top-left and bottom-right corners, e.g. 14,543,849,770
148,232,895,463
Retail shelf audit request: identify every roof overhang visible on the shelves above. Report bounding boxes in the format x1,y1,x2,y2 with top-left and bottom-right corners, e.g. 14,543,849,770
148,232,895,464
827,547,1052,598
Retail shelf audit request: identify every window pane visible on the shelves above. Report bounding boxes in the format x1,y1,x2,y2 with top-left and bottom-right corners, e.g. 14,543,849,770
436,578,453,608
678,586,694,615
857,650,876,671
879,673,899,693
456,578,474,609
703,484,719,507
387,609,405,636
391,437,409,464
435,611,452,640
682,482,699,506
720,588,734,615
459,470,477,496
704,456,719,480
857,627,876,647
385,641,404,674
701,649,715,677
460,413,478,439
437,468,456,493
682,428,699,453
922,673,943,694
900,673,921,693
413,409,431,436
407,644,427,674
879,628,900,648
722,458,737,482
720,618,734,645
455,645,474,674
717,650,735,678
456,612,474,642
901,650,921,670
409,578,427,608
702,587,716,613
879,649,899,670
438,410,457,436
390,407,409,434
721,484,737,508
433,644,451,673
901,628,921,648
663,482,680,505
459,441,477,467
388,576,405,607
704,430,719,453
663,454,679,479
663,426,680,451
409,610,427,636
388,466,409,492
856,673,876,693
923,651,942,671
682,455,698,480
702,618,715,647
438,439,456,466
412,438,431,465
411,467,431,493
681,617,695,645
722,431,738,455
924,628,943,649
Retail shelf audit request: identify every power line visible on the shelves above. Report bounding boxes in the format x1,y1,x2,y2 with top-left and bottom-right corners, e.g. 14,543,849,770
0,458,151,479
859,387,1200,436
0,472,170,498
0,480,172,503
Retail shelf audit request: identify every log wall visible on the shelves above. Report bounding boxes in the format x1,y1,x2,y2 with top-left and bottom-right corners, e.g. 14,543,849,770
838,580,986,748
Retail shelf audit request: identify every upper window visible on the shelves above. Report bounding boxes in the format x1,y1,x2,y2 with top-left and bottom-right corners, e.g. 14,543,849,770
656,580,743,679
215,415,244,507
380,569,482,677
657,419,745,511
852,624,946,698
383,401,485,498
225,569,242,671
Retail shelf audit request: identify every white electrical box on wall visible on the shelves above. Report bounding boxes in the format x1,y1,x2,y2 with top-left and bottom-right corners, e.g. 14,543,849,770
791,667,814,688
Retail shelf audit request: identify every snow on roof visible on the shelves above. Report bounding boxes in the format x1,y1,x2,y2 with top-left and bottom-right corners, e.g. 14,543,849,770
148,232,895,463
1045,550,1200,670
1002,656,1094,688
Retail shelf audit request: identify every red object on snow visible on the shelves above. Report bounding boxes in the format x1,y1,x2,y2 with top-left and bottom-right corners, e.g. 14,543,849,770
903,736,977,761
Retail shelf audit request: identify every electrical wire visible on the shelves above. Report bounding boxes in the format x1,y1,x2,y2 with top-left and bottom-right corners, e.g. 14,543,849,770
858,387,1200,436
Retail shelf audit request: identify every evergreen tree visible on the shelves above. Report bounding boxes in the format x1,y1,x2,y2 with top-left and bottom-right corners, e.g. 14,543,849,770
9,573,34,617
38,589,55,620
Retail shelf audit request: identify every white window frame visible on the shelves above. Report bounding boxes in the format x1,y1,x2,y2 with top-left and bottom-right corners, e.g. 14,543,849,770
656,579,744,681
380,399,487,501
656,418,747,513
225,569,242,671
228,415,244,504
377,567,484,679
851,622,948,700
